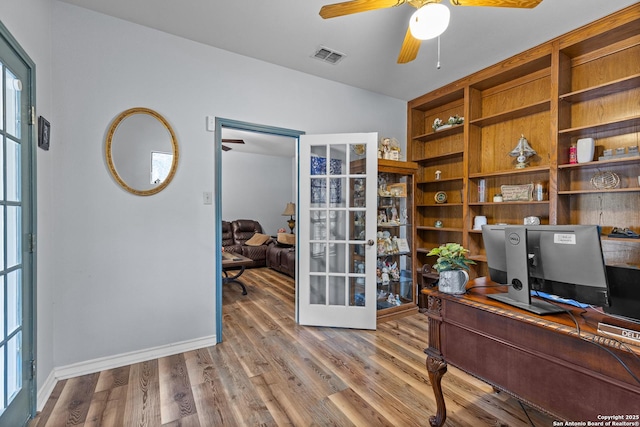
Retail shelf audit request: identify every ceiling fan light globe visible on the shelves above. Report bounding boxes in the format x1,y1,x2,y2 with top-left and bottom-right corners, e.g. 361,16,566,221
409,3,450,40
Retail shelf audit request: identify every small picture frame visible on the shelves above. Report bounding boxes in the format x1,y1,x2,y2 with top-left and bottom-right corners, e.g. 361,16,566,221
38,116,50,151
387,183,407,197
396,238,410,253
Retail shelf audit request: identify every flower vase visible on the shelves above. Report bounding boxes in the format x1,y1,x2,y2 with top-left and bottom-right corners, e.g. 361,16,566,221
438,270,469,295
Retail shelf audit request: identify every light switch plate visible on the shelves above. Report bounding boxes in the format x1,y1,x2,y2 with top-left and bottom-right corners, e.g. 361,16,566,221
203,192,212,205
206,116,215,132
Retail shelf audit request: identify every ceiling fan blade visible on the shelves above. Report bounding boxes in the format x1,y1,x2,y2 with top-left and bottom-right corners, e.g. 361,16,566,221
450,0,542,8
221,139,245,144
221,145,232,151
397,26,421,64
320,0,406,19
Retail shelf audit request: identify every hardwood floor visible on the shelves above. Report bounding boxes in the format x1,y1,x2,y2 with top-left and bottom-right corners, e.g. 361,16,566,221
30,268,556,426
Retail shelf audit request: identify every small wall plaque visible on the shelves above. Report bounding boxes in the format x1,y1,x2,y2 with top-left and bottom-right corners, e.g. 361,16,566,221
500,184,533,201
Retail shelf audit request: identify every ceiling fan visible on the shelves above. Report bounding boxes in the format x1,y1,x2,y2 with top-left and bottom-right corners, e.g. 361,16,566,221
221,139,245,151
319,0,542,64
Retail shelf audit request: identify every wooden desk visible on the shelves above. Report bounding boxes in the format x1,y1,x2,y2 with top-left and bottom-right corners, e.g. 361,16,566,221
423,277,640,426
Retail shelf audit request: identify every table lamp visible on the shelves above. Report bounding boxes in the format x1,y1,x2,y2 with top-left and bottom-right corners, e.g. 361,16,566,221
282,202,296,234
509,134,536,169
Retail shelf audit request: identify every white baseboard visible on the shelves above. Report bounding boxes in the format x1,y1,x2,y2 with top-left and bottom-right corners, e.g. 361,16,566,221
37,334,217,411
37,369,58,412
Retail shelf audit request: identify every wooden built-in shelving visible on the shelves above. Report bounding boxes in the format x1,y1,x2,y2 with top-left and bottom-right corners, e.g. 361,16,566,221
558,73,640,103
469,100,551,127
408,4,640,277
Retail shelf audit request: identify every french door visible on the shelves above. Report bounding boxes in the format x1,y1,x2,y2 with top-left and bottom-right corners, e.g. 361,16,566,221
298,133,377,329
0,22,36,426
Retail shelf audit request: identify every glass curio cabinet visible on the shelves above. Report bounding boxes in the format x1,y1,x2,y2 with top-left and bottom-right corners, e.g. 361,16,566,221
354,158,418,320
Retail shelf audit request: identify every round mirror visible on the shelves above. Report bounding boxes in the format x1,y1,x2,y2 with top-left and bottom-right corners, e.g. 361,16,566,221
105,107,179,196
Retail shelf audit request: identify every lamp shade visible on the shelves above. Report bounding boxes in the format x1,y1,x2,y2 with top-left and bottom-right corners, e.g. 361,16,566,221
509,135,537,158
282,202,296,216
409,3,450,40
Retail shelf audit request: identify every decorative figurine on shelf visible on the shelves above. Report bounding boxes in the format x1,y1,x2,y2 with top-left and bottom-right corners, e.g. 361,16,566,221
378,231,394,255
379,137,401,160
380,137,391,157
509,134,537,169
435,170,442,180
389,236,397,254
378,174,390,196
390,205,398,223
401,208,408,225
381,268,390,285
384,236,395,254
387,293,395,304
390,262,400,281
378,210,387,224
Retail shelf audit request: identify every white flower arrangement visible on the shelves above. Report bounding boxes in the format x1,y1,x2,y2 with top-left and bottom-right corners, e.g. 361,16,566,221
448,115,464,125
432,115,464,131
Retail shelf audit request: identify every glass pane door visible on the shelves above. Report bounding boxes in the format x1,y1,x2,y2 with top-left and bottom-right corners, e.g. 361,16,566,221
298,133,377,329
0,25,35,425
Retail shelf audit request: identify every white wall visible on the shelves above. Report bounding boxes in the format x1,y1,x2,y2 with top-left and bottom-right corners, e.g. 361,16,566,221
50,0,405,372
222,151,295,235
2,0,56,403
3,0,407,406
1,0,406,406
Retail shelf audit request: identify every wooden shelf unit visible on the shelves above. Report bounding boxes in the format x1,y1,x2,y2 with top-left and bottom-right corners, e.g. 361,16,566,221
407,4,640,277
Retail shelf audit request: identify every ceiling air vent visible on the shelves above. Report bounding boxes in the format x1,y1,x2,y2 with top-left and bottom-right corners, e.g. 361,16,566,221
313,46,345,65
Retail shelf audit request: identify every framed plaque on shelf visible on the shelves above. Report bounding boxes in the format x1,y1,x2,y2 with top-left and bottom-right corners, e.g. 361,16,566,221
396,238,410,253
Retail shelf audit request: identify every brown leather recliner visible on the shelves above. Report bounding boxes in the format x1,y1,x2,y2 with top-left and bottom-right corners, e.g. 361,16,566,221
266,243,295,278
222,221,242,254
230,219,270,267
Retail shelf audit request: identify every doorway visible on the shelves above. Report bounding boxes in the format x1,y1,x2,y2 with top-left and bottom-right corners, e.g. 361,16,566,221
214,118,304,342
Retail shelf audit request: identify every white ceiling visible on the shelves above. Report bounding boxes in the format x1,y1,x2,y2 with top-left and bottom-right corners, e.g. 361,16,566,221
56,0,637,102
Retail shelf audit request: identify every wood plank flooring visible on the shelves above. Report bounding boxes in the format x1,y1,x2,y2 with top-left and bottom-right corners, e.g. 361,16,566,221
30,268,557,426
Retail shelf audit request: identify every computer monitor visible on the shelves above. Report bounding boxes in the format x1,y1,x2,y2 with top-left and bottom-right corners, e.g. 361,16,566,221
482,224,610,315
603,265,640,322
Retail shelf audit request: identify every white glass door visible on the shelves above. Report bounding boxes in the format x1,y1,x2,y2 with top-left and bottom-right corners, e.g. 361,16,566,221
0,24,35,426
298,133,377,329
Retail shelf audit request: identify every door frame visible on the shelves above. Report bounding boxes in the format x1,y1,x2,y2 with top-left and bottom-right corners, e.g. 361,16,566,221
214,118,304,342
0,19,37,422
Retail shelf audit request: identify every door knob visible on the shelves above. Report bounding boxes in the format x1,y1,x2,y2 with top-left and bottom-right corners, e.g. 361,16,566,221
367,239,375,246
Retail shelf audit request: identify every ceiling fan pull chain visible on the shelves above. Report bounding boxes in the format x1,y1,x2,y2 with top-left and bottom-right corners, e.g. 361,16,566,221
436,35,441,69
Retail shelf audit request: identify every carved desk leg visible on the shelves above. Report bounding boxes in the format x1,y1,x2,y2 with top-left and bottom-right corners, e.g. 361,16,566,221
426,355,448,427
425,294,448,427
